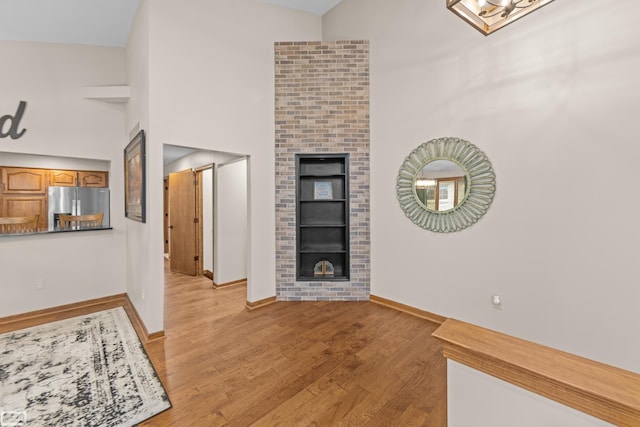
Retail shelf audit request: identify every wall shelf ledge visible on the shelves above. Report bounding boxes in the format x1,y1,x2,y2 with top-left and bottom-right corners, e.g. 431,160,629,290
82,85,130,103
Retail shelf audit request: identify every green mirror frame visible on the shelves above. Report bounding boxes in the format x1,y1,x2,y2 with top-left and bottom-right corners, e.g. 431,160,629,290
396,137,496,233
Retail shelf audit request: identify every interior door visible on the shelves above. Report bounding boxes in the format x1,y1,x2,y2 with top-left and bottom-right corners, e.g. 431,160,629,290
169,169,197,275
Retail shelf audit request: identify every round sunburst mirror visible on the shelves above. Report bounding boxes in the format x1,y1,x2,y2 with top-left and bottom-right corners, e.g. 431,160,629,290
397,137,496,233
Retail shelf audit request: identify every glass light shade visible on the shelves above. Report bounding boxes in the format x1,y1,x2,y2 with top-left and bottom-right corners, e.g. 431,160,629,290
447,0,555,35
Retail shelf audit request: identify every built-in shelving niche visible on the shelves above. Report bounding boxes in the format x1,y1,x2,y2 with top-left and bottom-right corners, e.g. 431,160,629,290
296,154,350,281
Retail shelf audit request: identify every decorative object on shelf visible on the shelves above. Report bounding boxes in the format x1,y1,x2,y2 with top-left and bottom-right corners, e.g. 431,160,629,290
314,259,335,277
397,137,496,233
124,129,146,223
447,0,555,35
314,181,333,200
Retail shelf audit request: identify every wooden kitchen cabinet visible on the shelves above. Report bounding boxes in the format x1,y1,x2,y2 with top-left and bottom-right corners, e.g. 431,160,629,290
1,167,47,194
49,170,77,186
0,167,48,230
1,196,47,230
78,171,108,188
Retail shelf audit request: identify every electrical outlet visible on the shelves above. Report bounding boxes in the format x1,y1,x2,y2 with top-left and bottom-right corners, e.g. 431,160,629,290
141,289,145,300
491,294,503,310
35,279,46,290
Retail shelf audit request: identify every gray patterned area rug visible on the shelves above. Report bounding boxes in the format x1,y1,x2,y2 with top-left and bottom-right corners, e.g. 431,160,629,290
0,307,171,426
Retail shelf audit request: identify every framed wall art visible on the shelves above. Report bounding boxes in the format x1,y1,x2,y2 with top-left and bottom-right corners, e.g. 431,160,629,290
124,129,146,223
314,181,333,200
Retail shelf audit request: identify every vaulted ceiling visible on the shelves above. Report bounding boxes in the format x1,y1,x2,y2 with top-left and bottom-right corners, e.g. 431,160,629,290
0,0,342,47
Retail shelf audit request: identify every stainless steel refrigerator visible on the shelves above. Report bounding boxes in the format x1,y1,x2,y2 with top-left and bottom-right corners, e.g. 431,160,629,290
47,186,110,230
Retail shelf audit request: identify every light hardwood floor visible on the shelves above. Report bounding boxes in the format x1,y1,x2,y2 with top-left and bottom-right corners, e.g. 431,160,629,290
141,264,447,426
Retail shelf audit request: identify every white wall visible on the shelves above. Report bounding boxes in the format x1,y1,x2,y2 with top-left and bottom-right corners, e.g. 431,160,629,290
163,149,241,176
137,0,321,311
0,152,109,172
125,0,155,330
449,362,613,427
215,158,248,284
324,0,640,373
0,41,127,316
323,0,640,423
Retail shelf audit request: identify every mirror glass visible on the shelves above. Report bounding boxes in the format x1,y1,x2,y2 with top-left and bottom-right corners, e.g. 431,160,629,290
414,160,467,212
396,137,496,233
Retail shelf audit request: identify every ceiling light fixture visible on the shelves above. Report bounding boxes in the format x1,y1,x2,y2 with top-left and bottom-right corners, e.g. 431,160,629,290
447,0,555,35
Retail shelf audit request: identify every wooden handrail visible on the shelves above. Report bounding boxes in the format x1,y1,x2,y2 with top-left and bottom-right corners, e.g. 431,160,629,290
432,318,640,427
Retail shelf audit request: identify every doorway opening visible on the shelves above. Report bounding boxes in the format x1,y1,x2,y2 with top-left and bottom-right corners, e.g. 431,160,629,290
162,144,248,288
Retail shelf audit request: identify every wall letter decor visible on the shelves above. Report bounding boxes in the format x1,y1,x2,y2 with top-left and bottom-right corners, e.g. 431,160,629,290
0,101,28,140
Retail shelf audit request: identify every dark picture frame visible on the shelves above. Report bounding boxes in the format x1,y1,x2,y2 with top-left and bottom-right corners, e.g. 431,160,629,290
124,130,146,223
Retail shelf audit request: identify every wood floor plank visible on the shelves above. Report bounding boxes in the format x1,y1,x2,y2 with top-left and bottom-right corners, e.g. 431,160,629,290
392,403,431,427
136,261,447,426
222,359,342,426
249,388,316,427
271,382,348,426
310,384,372,426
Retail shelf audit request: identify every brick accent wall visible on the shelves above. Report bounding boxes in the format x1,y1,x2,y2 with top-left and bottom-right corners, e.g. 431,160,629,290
274,40,370,301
